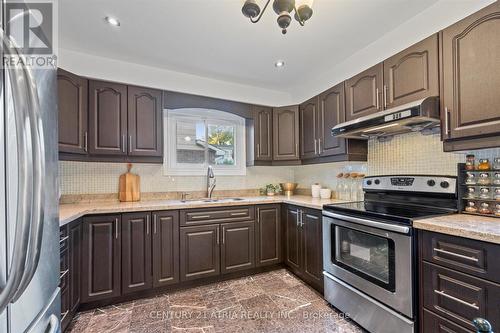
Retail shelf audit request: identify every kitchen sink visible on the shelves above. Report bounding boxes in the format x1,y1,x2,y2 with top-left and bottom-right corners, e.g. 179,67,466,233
180,197,245,203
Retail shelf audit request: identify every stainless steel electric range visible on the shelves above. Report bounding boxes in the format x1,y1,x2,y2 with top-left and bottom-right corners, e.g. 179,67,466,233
322,175,458,333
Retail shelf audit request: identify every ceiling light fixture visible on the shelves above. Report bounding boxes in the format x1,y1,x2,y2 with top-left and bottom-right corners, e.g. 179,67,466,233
104,16,120,27
242,0,314,35
275,60,285,68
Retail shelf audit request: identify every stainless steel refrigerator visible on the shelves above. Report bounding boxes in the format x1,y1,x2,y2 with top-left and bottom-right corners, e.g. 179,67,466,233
0,0,60,332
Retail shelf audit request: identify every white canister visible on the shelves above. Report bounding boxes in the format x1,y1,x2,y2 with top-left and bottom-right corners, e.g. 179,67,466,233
320,188,332,199
311,184,321,198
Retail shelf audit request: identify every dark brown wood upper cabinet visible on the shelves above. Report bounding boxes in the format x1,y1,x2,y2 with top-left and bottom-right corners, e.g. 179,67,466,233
127,86,163,157
180,224,220,281
299,97,319,159
88,80,128,156
152,211,180,288
57,69,88,155
221,221,255,274
273,106,300,161
121,212,152,295
345,63,384,121
383,34,439,108
256,204,281,267
81,215,121,303
253,106,273,161
318,82,347,157
441,1,500,143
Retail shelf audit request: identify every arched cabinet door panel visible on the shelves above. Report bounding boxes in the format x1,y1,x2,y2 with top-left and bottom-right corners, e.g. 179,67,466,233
345,63,383,121
273,106,299,161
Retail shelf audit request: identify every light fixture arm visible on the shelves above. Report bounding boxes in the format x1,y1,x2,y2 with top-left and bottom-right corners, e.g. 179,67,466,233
250,0,272,23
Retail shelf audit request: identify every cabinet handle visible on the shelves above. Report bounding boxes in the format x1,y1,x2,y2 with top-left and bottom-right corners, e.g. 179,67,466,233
115,218,119,239
60,269,69,280
146,215,150,234
122,135,125,153
318,138,322,155
153,214,157,234
59,236,69,244
296,209,300,226
295,143,299,156
434,290,479,310
222,228,225,244
61,310,69,322
383,85,388,108
129,135,132,153
375,88,380,110
230,212,247,216
192,215,210,219
314,139,317,155
84,131,88,152
256,143,260,158
300,210,304,227
433,248,479,262
216,227,220,244
444,107,451,137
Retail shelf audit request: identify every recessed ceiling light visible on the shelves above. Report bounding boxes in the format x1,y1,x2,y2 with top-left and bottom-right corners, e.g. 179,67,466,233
104,16,120,27
275,60,285,68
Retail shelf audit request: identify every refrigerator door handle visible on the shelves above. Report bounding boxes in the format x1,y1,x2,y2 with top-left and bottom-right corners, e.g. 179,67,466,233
0,28,35,313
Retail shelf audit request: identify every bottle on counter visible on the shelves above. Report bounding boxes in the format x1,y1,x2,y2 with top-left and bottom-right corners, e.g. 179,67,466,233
478,172,491,185
466,186,477,199
465,201,478,213
465,172,477,185
465,154,476,171
479,187,492,200
336,173,344,200
493,158,500,170
479,202,492,215
495,203,500,217
494,173,500,186
495,188,500,201
478,159,491,171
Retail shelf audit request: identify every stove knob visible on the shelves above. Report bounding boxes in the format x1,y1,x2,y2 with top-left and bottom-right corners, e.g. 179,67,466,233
440,181,450,188
374,179,380,185
366,180,372,185
427,179,436,187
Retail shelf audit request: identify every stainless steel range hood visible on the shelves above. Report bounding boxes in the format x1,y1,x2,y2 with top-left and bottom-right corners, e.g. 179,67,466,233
332,96,440,140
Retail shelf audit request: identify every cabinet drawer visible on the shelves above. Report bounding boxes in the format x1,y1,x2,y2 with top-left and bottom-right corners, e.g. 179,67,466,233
422,231,500,284
180,206,254,226
422,309,473,333
422,262,500,330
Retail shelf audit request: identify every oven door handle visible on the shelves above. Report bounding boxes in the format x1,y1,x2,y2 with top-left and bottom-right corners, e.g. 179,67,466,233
322,211,410,234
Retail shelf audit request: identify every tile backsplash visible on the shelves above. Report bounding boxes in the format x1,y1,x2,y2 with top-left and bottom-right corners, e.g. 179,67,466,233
59,132,500,196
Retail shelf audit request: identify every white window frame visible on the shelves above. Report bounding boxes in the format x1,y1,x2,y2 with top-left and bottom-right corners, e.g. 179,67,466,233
163,108,246,176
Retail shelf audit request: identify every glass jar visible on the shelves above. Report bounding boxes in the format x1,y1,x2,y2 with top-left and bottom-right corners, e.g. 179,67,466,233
495,203,500,217
343,173,351,200
336,173,344,200
465,201,478,213
466,187,477,198
479,202,492,215
495,188,500,201
477,172,491,185
465,154,475,171
477,159,491,170
494,158,500,170
494,173,500,186
465,172,477,185
479,187,491,199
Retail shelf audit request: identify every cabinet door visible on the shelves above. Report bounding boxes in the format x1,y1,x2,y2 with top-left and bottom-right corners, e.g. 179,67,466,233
319,82,347,157
68,221,81,313
441,2,500,140
127,86,163,157
273,106,300,160
345,63,384,121
300,97,319,159
383,34,439,108
81,215,121,303
121,212,152,294
88,80,128,155
256,205,281,267
301,209,323,292
285,207,301,272
254,106,273,161
221,221,255,274
152,211,179,288
180,224,220,281
57,69,88,155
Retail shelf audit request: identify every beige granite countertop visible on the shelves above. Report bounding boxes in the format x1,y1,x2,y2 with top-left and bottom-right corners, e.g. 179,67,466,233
414,214,500,244
59,195,349,226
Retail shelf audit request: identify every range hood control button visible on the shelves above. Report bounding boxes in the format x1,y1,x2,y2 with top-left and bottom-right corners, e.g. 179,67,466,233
366,180,372,185
440,181,450,188
427,180,436,187
374,179,380,185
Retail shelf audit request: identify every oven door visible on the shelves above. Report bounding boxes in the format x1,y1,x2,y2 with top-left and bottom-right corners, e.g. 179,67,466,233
322,211,414,318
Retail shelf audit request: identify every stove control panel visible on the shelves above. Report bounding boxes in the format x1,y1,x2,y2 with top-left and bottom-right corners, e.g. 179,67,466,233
363,175,457,194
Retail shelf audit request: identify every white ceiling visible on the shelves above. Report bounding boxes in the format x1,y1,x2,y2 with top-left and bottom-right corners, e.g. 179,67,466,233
58,0,494,105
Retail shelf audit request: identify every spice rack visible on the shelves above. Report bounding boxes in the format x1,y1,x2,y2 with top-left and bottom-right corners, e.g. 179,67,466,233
458,163,500,218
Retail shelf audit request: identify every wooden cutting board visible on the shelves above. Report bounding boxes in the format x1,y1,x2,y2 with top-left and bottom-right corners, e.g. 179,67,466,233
119,163,140,202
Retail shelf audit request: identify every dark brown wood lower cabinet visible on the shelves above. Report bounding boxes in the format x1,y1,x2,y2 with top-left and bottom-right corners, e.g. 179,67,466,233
152,211,180,287
180,224,220,281
121,212,152,294
69,222,82,314
256,205,281,267
221,221,255,273
81,215,122,303
284,205,323,292
422,309,473,333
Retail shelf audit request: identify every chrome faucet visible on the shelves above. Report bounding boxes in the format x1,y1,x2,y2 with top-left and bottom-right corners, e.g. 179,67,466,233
207,165,216,198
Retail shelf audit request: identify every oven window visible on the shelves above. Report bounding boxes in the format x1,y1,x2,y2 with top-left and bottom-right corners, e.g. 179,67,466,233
331,225,395,291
